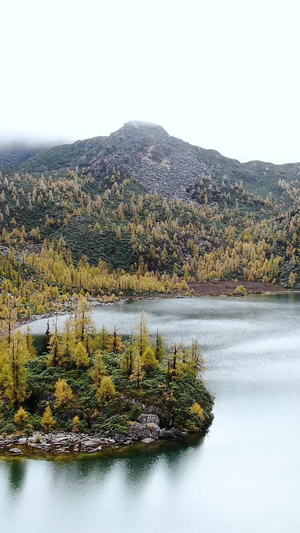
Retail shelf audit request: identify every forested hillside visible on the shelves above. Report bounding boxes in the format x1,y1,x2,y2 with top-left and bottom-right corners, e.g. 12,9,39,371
16,121,300,202
0,123,299,323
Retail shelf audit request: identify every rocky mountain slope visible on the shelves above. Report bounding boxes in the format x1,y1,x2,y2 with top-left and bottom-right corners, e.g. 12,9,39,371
8,120,300,202
1,121,300,291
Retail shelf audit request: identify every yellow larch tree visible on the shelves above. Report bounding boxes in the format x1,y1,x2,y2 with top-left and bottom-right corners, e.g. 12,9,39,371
96,376,116,405
55,379,74,409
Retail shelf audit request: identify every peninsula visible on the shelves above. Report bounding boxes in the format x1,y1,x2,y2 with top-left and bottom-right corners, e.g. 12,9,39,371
0,303,214,457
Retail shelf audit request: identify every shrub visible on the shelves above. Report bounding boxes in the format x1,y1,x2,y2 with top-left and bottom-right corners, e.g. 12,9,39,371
190,403,205,421
99,414,129,435
0,421,16,435
14,407,29,425
233,285,247,296
41,404,56,431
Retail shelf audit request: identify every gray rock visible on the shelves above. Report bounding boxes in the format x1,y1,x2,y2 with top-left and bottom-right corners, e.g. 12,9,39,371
0,425,188,456
130,422,161,441
137,414,160,425
51,435,71,443
29,433,43,443
98,438,116,445
159,428,180,439
80,437,104,448
40,445,51,452
9,447,23,455
50,444,69,452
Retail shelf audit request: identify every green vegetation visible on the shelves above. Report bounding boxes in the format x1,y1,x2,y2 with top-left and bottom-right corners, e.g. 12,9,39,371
1,130,300,442
2,127,300,455
0,166,300,326
233,285,248,296
0,305,214,437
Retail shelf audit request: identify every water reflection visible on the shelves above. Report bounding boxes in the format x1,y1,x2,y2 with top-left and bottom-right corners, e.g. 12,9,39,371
7,460,27,493
46,435,205,491
4,295,300,533
0,437,204,505
0,459,27,496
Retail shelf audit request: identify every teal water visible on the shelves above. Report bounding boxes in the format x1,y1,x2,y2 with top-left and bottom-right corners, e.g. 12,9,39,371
2,294,300,533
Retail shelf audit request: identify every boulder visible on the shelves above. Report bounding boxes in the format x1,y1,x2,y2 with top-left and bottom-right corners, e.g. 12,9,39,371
9,447,23,455
130,422,161,441
159,428,181,439
137,414,160,425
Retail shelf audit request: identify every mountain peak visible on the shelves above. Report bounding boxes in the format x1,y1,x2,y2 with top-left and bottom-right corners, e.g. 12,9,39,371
122,120,168,132
8,122,300,205
111,121,169,140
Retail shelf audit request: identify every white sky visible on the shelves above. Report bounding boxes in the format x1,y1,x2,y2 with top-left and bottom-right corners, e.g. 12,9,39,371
1,0,300,164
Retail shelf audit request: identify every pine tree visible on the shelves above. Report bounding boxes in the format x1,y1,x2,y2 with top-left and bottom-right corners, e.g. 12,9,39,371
5,296,17,346
47,319,61,366
42,319,51,354
25,326,37,358
120,336,134,376
14,406,29,425
141,346,158,371
190,340,205,375
130,354,145,391
90,351,107,388
73,297,96,354
94,326,110,351
0,330,32,407
105,327,124,354
288,272,297,288
96,376,116,405
133,311,151,357
55,379,73,408
154,332,166,361
41,404,56,431
72,415,80,432
74,341,90,368
60,318,76,367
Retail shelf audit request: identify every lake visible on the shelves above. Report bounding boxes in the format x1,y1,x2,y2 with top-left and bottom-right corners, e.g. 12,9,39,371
1,294,300,533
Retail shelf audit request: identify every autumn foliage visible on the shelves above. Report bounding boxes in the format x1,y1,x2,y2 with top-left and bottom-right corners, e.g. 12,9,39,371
0,309,214,436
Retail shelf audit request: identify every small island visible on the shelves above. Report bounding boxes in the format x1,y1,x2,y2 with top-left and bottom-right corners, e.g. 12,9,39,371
0,299,214,458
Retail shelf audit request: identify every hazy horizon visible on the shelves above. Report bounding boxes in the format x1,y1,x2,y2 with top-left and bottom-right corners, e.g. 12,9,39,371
1,119,300,166
2,0,300,165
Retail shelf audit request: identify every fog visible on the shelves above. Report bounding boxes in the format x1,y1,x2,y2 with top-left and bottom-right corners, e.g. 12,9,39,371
0,138,66,149
1,0,300,164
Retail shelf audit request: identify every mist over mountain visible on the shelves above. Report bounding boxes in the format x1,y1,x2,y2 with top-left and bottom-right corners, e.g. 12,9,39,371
1,120,300,290
0,140,66,170
4,120,299,203
0,144,45,169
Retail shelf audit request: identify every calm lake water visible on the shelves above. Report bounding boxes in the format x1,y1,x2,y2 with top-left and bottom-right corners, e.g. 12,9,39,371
2,294,300,533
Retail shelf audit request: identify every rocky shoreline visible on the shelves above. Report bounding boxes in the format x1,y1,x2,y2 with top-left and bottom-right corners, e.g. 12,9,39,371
0,414,193,459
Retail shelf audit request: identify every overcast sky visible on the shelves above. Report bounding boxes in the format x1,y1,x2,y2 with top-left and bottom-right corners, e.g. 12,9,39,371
1,0,300,163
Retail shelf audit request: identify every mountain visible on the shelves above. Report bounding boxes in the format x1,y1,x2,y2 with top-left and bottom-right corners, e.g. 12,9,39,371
0,144,45,169
0,141,66,171
9,120,300,202
0,121,300,300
